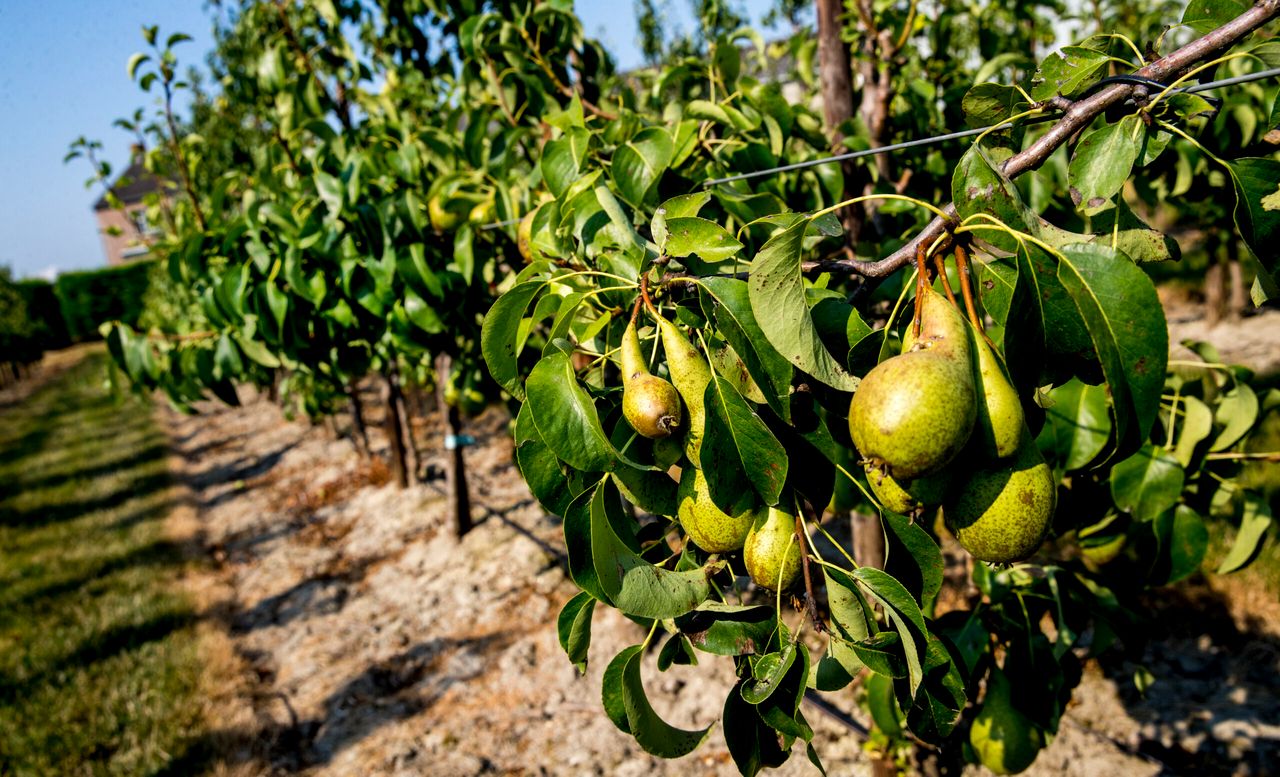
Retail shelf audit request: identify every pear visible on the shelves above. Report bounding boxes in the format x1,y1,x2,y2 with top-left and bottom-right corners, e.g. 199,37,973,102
744,505,801,591
865,462,953,516
848,287,976,480
967,323,1025,460
655,314,712,465
677,468,760,553
517,210,538,263
943,431,1055,564
969,667,1045,775
620,319,682,439
428,194,463,232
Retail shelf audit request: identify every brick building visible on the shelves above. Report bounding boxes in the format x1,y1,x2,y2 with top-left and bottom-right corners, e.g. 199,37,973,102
93,159,171,266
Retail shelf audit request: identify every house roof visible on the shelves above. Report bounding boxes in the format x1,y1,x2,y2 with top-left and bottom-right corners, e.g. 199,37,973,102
93,160,172,211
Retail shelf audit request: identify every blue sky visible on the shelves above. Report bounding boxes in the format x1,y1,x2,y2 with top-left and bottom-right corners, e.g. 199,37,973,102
0,0,796,280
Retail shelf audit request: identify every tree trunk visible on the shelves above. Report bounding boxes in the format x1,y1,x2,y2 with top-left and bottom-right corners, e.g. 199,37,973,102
435,354,473,539
853,513,886,570
1205,240,1225,328
1227,238,1247,321
395,368,422,483
817,0,865,245
381,370,410,489
347,381,371,458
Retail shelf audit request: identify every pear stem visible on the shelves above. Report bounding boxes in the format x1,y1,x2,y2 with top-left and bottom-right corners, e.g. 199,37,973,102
932,250,958,308
953,242,985,332
912,244,928,340
629,296,642,325
639,273,657,315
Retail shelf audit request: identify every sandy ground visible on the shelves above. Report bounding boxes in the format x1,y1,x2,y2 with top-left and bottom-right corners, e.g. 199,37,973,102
153,302,1279,777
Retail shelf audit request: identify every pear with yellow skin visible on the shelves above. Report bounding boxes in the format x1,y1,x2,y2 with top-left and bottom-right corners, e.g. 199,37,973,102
655,313,712,465
677,468,760,553
619,318,682,439
943,429,1056,564
849,287,976,481
969,667,1045,774
744,505,801,591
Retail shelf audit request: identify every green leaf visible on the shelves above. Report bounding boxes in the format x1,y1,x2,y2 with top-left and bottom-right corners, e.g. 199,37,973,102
1069,116,1143,214
748,218,858,391
526,351,616,472
542,127,591,198
514,403,576,515
699,277,793,422
126,52,150,80
1057,243,1167,459
652,192,712,248
1226,158,1280,302
1036,379,1111,471
723,681,792,775
1030,46,1110,101
1173,395,1214,468
852,567,927,694
590,484,712,620
603,644,714,758
564,488,610,604
557,591,595,673
741,640,797,704
1154,505,1208,584
675,603,776,655
702,377,787,507
612,127,674,207
1111,443,1185,522
1182,0,1250,35
882,512,944,611
962,83,1029,125
1210,383,1258,452
952,145,1037,253
662,217,743,268
902,636,966,743
478,281,542,401
1217,492,1272,574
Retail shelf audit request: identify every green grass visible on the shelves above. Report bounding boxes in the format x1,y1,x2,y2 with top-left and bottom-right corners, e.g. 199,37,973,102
0,351,206,776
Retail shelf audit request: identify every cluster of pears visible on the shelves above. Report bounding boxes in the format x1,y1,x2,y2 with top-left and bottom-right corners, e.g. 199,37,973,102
847,286,1056,564
620,303,800,591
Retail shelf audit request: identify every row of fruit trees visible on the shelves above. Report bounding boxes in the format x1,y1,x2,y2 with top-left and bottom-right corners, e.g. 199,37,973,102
81,0,1279,773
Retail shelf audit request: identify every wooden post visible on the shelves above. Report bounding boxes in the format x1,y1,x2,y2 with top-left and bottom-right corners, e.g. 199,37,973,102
435,353,473,538
381,370,409,489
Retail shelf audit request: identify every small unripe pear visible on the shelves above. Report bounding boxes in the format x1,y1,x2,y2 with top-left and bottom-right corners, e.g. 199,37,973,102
744,505,801,591
865,462,953,516
969,667,1045,774
620,319,682,439
677,468,760,553
655,314,712,465
849,288,976,480
968,324,1024,460
943,431,1055,564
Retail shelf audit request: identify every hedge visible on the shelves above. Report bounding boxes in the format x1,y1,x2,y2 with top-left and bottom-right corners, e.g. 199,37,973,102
54,260,155,343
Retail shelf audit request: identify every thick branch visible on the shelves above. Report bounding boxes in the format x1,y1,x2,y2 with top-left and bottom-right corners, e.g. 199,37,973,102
817,0,1280,279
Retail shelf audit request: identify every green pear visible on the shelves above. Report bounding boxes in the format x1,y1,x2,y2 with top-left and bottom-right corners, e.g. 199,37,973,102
848,287,976,480
967,323,1025,460
655,314,712,465
677,467,760,553
865,462,954,516
969,667,1045,775
943,431,1055,564
744,505,801,591
620,319,682,439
